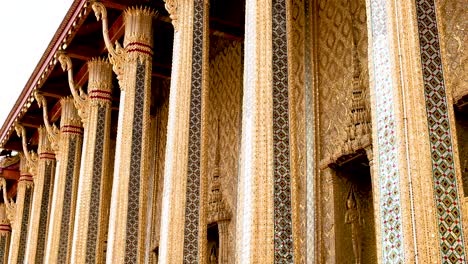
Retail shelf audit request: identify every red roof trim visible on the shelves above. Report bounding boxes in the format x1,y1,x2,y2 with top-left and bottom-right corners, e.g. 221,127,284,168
0,0,87,147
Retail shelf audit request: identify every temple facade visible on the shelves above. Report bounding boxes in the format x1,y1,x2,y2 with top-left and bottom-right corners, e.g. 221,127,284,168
0,0,466,263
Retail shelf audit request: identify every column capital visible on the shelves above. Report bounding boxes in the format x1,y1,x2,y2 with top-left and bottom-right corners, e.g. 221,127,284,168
164,0,178,31
0,204,10,233
18,153,34,188
37,126,56,161
87,57,113,105
59,97,83,136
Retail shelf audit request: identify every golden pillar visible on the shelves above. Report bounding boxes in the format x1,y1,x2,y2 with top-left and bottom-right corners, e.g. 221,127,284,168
365,0,467,262
24,126,55,263
58,53,114,264
3,153,33,264
92,3,157,263
35,94,83,263
0,204,11,264
234,0,295,262
156,0,209,262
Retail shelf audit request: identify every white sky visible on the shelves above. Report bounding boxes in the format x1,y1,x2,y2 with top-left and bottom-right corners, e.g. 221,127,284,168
0,0,74,127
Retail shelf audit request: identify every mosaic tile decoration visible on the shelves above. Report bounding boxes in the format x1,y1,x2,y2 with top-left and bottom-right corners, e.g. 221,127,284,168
414,0,466,262
124,61,146,263
303,0,315,263
36,162,55,264
272,0,294,262
182,0,204,262
86,106,106,263
17,187,33,263
57,138,78,263
0,235,5,263
369,0,405,262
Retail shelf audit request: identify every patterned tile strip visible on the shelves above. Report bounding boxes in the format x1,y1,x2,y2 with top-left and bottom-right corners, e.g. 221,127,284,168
0,235,6,264
304,0,315,262
369,0,405,262
85,106,106,262
17,187,33,263
414,0,466,262
57,138,78,263
272,0,294,262
124,61,145,263
36,162,54,264
182,0,204,263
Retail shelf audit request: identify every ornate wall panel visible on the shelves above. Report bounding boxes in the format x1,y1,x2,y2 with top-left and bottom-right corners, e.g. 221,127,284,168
436,0,467,103
287,0,307,262
368,0,406,262
317,0,368,164
207,38,243,262
415,0,466,262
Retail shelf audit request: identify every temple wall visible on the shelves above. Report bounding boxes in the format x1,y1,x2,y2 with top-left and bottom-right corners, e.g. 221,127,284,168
207,39,243,262
436,0,467,103
288,0,306,261
317,0,369,164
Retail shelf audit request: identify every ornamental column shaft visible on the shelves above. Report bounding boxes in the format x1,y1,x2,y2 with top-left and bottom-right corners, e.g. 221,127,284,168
235,0,295,262
58,53,114,264
157,0,209,263
0,204,11,264
36,94,83,264
92,4,156,263
365,0,466,262
24,126,56,264
5,153,33,264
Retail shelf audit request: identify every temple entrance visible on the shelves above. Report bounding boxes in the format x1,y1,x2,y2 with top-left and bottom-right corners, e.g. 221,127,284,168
207,224,220,264
333,153,377,264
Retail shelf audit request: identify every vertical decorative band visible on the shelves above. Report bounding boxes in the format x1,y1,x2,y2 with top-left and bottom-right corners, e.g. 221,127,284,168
85,106,107,262
57,138,78,263
304,0,315,262
414,0,466,262
35,162,54,264
272,0,294,262
369,0,405,262
0,235,6,263
182,0,204,262
124,61,146,263
17,187,33,263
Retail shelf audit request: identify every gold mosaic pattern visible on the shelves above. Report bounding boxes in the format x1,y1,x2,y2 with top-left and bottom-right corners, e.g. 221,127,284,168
207,39,243,262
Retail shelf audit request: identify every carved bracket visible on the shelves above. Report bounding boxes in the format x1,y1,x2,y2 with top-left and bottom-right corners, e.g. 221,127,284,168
91,1,125,84
14,124,38,176
0,178,15,225
34,92,60,153
57,51,88,123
